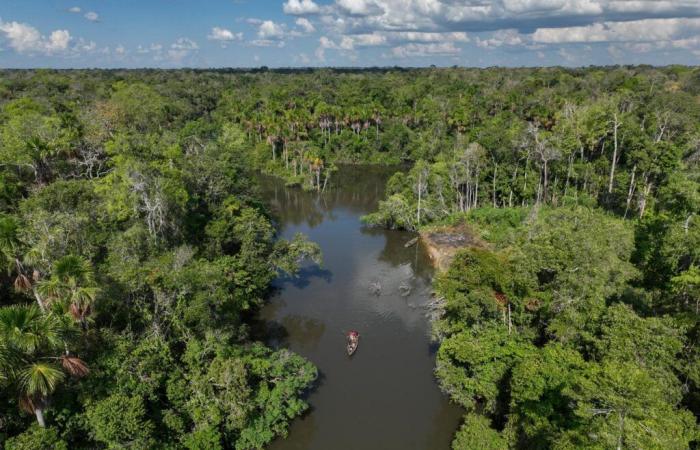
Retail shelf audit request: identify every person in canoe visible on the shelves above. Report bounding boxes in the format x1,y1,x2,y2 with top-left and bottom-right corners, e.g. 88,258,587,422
346,330,360,356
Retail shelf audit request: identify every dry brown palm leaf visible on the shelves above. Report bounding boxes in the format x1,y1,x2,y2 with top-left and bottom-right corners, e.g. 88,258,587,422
61,355,89,378
14,274,32,292
19,395,37,414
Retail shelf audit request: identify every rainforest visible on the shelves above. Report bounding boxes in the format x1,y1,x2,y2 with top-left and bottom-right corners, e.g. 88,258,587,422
1,66,699,449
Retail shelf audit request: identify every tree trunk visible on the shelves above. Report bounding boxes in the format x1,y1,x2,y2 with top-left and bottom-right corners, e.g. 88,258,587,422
35,407,46,428
507,303,512,335
639,175,652,219
32,288,47,313
543,160,548,203
492,164,498,208
509,167,518,208
564,153,573,200
609,113,620,193
684,214,693,235
624,164,636,219
617,412,625,450
416,172,423,225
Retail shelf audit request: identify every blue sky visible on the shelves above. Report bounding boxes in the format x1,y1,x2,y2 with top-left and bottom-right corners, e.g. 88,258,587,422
1,0,700,68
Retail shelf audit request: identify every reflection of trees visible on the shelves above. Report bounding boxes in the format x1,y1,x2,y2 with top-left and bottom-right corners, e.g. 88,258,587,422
274,264,333,289
423,391,463,450
258,165,407,229
372,227,434,284
281,315,326,353
267,399,319,450
257,313,327,360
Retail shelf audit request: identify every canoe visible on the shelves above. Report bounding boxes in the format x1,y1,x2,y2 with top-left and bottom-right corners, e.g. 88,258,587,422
346,333,359,356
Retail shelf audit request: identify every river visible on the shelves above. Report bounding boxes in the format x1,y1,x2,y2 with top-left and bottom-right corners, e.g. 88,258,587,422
258,166,463,450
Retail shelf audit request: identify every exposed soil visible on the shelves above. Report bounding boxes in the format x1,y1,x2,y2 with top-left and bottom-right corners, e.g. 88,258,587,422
419,223,484,271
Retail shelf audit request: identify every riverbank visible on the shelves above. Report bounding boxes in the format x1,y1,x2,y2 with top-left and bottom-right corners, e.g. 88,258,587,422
419,223,485,271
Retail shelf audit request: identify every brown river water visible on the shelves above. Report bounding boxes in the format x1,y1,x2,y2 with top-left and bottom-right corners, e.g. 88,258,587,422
258,166,463,450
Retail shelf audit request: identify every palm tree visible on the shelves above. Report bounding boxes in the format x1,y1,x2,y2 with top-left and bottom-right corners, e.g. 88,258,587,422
0,215,51,312
0,304,87,427
38,255,99,327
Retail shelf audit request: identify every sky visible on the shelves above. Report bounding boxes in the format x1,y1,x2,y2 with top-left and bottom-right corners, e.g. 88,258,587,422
1,0,700,68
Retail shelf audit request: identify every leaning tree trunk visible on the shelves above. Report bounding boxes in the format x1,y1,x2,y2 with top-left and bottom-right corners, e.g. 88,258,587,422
609,113,621,194
624,164,636,219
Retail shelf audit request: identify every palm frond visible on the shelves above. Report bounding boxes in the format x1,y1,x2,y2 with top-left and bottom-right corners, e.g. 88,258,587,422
53,255,94,284
18,362,65,397
13,273,32,292
0,305,44,353
61,355,89,378
0,305,68,354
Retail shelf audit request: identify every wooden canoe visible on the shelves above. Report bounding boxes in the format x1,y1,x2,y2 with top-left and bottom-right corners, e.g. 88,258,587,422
346,334,359,356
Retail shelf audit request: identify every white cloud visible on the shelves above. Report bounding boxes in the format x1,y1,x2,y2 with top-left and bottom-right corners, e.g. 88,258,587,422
322,30,470,52
250,39,286,48
558,47,576,63
387,32,469,43
284,0,321,15
391,42,461,58
77,39,96,52
297,52,311,64
207,27,243,44
336,0,384,16
316,0,700,36
0,20,72,55
258,20,285,39
168,37,199,62
68,6,81,13
84,11,99,22
136,43,164,55
296,18,316,33
532,18,700,44
477,29,524,48
115,44,126,55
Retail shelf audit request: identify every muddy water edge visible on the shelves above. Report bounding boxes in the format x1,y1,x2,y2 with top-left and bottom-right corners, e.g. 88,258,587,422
257,166,462,450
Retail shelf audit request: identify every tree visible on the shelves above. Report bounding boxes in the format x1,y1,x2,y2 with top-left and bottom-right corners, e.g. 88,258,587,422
563,361,695,449
0,305,87,427
37,255,98,327
0,99,72,185
452,414,507,450
85,393,155,449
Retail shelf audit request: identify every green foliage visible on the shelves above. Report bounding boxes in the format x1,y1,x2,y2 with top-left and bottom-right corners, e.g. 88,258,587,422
452,414,507,450
562,361,696,449
437,323,536,412
2,66,700,448
0,73,323,447
4,424,68,450
433,205,698,449
85,393,155,449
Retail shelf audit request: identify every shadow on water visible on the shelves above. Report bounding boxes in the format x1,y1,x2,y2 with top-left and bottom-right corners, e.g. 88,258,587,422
258,165,463,450
273,264,334,290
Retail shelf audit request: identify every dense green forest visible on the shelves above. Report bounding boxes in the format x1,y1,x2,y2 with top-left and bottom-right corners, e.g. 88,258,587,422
1,66,699,448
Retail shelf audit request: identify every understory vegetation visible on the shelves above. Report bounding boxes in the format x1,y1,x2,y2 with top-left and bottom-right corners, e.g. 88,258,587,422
1,66,699,448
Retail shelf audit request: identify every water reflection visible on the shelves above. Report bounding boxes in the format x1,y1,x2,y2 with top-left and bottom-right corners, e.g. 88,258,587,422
274,264,334,290
279,315,326,353
259,166,462,450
